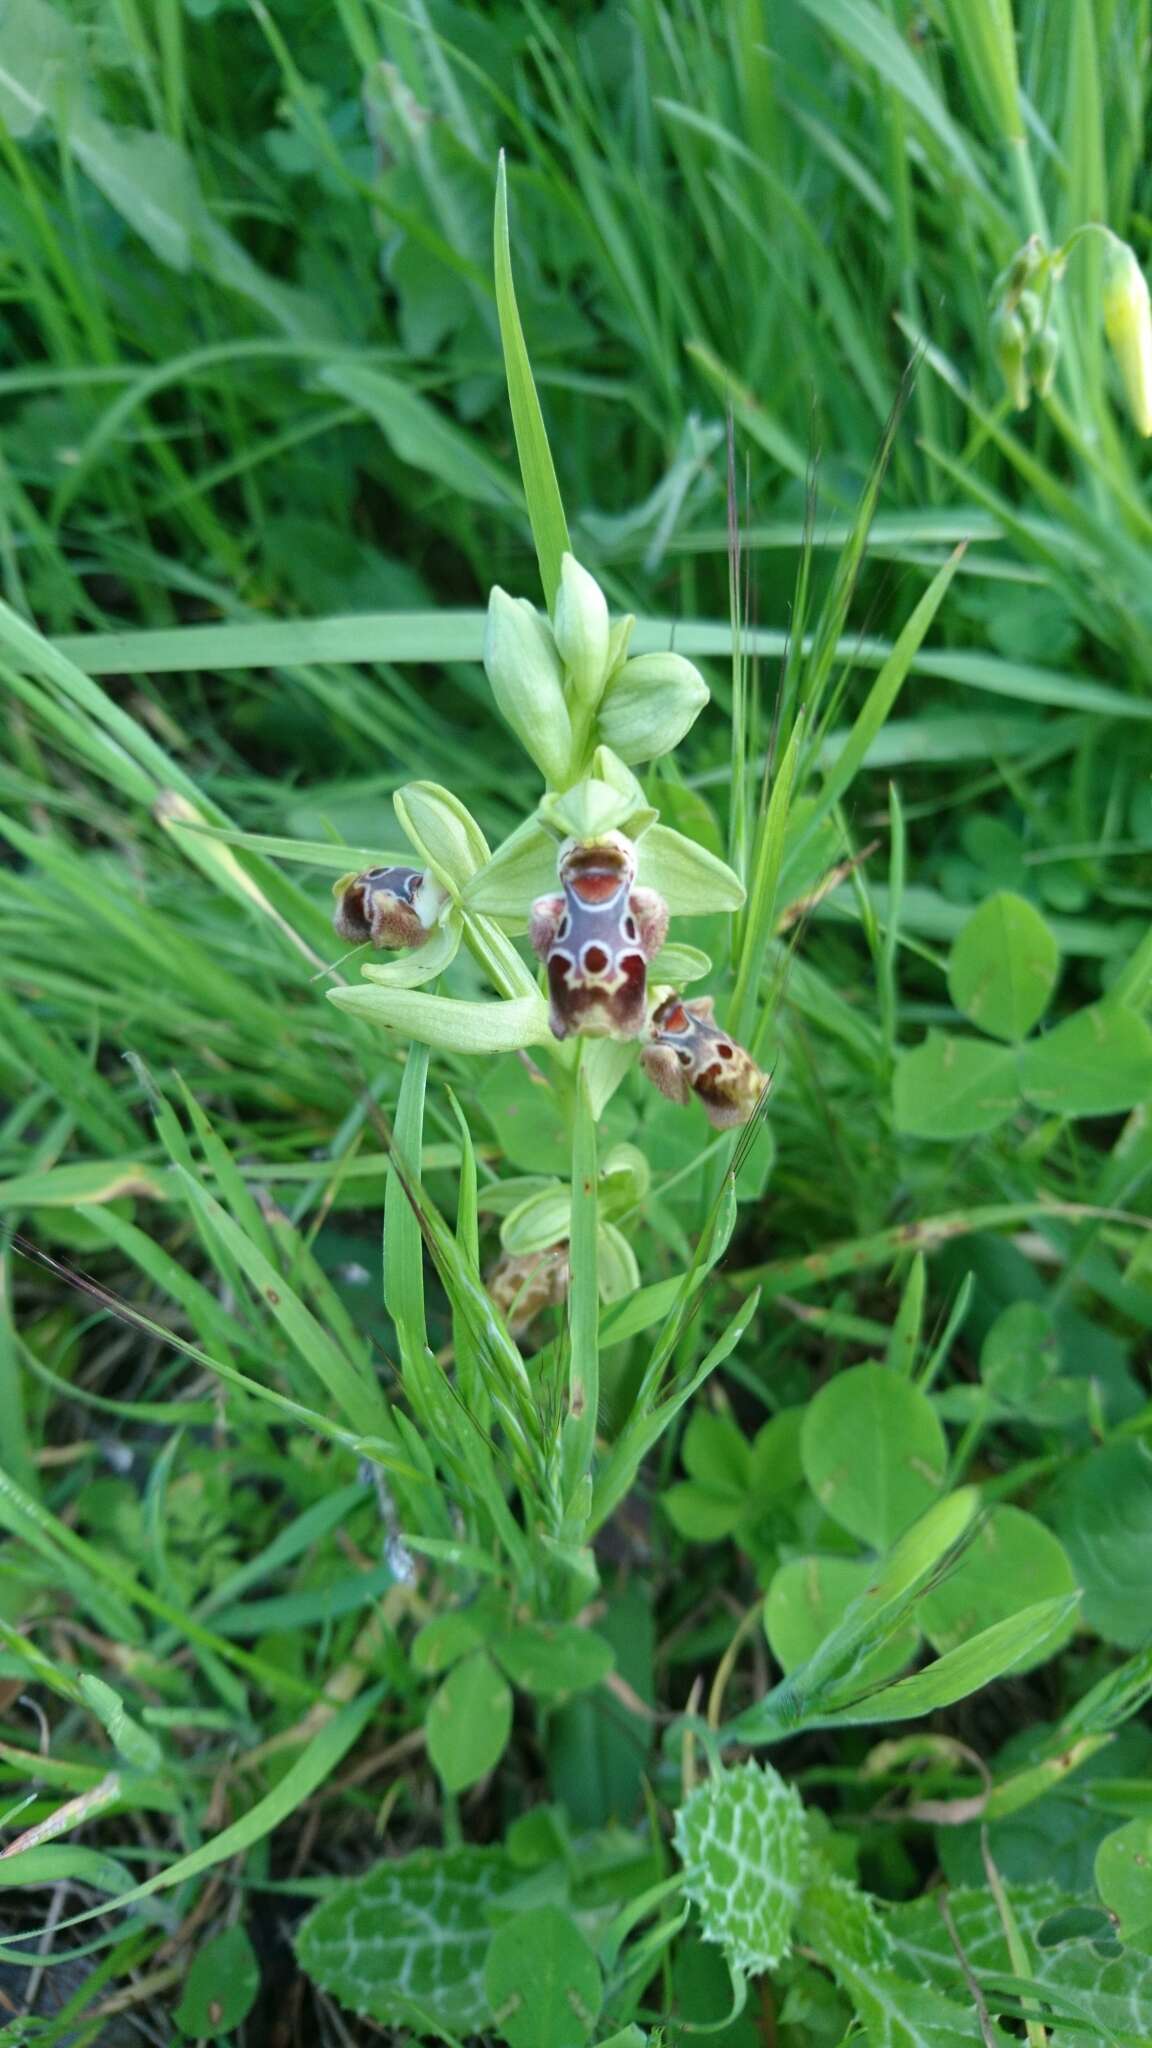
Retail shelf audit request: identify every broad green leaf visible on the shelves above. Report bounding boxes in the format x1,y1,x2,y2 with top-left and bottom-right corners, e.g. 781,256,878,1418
426,1650,513,1792
674,1761,806,1974
917,1508,1078,1666
1051,1441,1152,1648
1095,1818,1152,1943
175,1925,260,2038
1019,1003,1152,1116
485,1906,602,2048
765,1557,918,1686
494,155,571,609
819,1595,1080,1725
296,1848,521,2031
947,892,1059,1041
890,1882,1151,2041
799,1870,1009,2047
892,1031,1018,1139
495,1623,614,1699
478,1056,570,1174
410,1608,493,1677
801,1363,946,1547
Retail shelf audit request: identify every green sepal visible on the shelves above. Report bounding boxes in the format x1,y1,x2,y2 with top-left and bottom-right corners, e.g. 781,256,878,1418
327,985,552,1053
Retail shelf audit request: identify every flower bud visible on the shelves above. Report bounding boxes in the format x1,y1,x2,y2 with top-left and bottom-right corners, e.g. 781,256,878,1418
1103,240,1152,437
1028,323,1060,400
333,865,443,949
597,651,709,764
991,306,1030,412
642,993,769,1129
483,587,574,784
553,554,611,713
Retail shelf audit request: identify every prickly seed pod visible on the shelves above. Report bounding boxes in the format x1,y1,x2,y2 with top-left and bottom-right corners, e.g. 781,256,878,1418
333,865,443,949
530,832,668,1042
642,993,769,1129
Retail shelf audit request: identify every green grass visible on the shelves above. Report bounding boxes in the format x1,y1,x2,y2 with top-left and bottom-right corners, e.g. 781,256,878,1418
2,0,1152,2041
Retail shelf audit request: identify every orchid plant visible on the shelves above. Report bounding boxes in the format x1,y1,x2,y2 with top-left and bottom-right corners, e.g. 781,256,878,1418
325,549,767,1485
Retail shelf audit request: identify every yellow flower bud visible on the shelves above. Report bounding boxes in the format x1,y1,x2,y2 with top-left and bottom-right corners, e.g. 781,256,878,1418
1103,241,1152,438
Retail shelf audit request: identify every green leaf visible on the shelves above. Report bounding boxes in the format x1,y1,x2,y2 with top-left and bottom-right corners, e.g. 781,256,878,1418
892,1031,1018,1139
890,1881,1151,2041
485,1906,602,2048
79,1673,163,1774
494,155,571,610
765,1557,918,1686
296,1847,521,2032
320,363,518,509
1095,1818,1152,1943
801,1870,1012,2047
1019,1003,1152,1116
1051,1441,1152,1648
801,1363,947,1547
175,1925,260,2038
495,1622,614,1699
947,892,1059,1041
674,1761,806,1974
426,1649,513,1792
819,1595,1080,1725
411,1608,493,1677
478,1056,570,1175
917,1508,1078,1666
327,986,552,1053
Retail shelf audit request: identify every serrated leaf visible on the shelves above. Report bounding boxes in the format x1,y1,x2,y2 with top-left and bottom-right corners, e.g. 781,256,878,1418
674,1761,806,1974
892,1031,1018,1139
296,1848,521,2032
1019,1003,1152,1116
947,892,1059,1041
800,1870,1010,2047
426,1649,512,1791
485,1906,602,2048
801,1363,947,1547
890,1881,1152,2041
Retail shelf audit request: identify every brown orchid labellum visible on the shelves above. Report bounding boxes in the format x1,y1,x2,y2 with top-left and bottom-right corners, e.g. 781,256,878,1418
530,832,668,1040
642,993,768,1129
487,1244,570,1334
334,865,440,950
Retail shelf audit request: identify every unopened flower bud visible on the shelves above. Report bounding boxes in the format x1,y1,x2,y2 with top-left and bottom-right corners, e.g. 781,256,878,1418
553,554,611,713
333,865,443,949
1103,240,1152,437
1028,324,1060,400
483,587,574,785
530,833,668,1041
991,306,1030,412
488,1243,569,1333
597,652,709,765
642,993,769,1129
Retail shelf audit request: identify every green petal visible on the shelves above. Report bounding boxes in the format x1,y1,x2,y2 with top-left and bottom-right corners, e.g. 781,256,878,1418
327,986,552,1054
357,914,463,989
637,824,746,913
463,816,558,916
394,782,490,893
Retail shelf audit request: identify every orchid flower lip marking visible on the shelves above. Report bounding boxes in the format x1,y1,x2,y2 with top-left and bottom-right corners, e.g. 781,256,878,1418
529,831,668,1041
